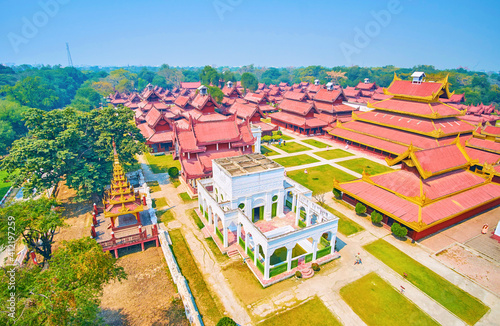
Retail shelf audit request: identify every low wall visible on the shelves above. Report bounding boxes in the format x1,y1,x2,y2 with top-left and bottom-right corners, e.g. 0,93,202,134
158,228,204,326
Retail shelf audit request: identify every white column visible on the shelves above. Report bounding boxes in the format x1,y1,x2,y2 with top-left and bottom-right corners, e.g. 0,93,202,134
237,223,241,242
223,225,228,248
292,193,297,212
295,208,300,227
312,239,319,260
254,243,259,265
213,213,218,229
264,250,271,279
208,207,213,225
306,206,312,227
330,234,336,250
245,233,249,254
264,192,271,221
277,190,285,217
286,247,293,271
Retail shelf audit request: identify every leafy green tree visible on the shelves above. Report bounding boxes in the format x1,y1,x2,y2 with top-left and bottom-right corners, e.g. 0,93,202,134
70,83,102,112
222,70,236,83
2,106,145,201
216,317,237,326
200,66,221,86
207,86,224,103
0,99,29,154
371,211,383,224
355,202,366,215
262,135,272,143
0,197,64,265
241,72,258,92
332,188,341,199
391,223,408,238
3,76,59,111
182,69,200,82
262,68,281,82
0,237,126,325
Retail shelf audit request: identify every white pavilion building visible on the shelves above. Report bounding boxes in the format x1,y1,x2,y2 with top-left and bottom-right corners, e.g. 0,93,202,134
197,153,339,284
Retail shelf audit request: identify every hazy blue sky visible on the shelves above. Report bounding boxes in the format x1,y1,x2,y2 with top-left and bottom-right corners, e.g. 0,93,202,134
0,0,498,71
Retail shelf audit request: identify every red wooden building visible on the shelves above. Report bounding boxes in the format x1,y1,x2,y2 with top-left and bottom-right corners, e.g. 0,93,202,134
269,99,327,135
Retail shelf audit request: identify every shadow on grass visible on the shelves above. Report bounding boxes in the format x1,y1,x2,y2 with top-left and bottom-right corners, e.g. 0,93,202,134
99,308,129,326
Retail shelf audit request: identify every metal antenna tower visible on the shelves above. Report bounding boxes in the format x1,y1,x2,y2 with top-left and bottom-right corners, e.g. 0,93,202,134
66,42,73,67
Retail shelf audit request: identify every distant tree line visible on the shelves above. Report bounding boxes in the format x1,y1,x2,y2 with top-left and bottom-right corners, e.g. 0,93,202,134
0,63,499,156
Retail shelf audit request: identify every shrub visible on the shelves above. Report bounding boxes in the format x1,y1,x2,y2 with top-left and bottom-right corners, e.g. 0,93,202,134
371,211,383,225
277,130,283,135
355,202,366,215
216,317,237,326
295,270,302,278
391,223,408,238
168,166,179,178
332,188,341,199
311,263,320,271
262,135,272,143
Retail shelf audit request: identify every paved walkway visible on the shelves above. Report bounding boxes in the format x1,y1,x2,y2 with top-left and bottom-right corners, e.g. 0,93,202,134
137,155,253,325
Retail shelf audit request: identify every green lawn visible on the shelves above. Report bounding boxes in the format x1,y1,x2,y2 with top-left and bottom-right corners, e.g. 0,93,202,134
170,177,181,188
301,139,330,148
152,197,168,209
259,296,342,326
0,170,12,199
287,165,356,195
364,240,489,325
169,229,223,325
275,142,310,153
273,154,319,168
323,204,364,236
340,272,438,326
187,208,204,229
205,238,229,264
314,149,354,160
146,181,161,193
179,192,196,203
280,134,294,141
145,152,181,174
157,208,175,224
261,145,280,156
336,158,392,175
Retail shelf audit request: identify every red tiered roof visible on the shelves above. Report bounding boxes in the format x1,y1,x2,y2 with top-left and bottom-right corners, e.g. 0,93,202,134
369,98,462,118
354,111,474,136
228,102,259,120
413,144,469,176
355,81,377,90
386,80,445,99
244,92,268,104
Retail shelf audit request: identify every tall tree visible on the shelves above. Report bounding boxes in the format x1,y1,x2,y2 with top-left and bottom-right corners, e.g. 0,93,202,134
1,106,145,201
240,72,258,92
0,197,64,266
3,76,59,111
207,86,224,103
0,237,127,325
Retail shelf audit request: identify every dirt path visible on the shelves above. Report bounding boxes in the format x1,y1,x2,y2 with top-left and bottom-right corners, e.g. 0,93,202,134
100,246,188,326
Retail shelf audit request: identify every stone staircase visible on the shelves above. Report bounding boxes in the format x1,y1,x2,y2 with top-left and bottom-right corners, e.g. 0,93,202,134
298,263,315,279
227,248,240,259
201,227,211,239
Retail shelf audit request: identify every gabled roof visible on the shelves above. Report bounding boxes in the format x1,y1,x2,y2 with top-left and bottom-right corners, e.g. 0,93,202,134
278,99,315,116
283,91,308,102
221,85,242,97
386,142,471,179
355,81,377,90
343,87,361,98
180,81,202,89
191,93,220,110
174,95,190,108
228,101,259,120
244,92,268,104
313,88,346,104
